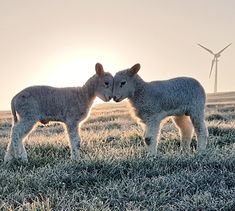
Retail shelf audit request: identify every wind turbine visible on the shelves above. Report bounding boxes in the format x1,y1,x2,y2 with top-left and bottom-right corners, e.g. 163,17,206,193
198,43,232,93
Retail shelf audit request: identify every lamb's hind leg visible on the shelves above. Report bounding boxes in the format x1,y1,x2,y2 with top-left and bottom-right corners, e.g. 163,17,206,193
66,121,80,161
190,113,208,152
4,119,35,163
144,121,160,155
173,115,194,152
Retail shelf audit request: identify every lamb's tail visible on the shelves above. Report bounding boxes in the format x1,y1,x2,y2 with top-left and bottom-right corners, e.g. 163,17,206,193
11,97,18,123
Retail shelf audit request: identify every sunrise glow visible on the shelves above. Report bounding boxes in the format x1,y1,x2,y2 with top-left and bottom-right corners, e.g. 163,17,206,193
0,1,234,110
40,49,119,88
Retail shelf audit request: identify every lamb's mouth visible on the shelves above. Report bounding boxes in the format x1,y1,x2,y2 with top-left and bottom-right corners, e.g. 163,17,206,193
114,96,123,102
104,95,112,102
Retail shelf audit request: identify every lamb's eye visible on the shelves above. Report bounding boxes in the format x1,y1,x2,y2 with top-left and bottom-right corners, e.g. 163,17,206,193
120,81,126,87
104,81,109,86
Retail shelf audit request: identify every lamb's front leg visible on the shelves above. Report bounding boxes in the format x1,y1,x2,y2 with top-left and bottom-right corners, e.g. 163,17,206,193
66,122,81,161
144,121,160,155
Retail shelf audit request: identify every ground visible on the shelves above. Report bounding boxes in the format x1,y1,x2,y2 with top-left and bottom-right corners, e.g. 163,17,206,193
0,101,235,210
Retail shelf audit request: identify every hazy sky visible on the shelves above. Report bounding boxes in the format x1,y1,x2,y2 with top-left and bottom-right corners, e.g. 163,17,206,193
0,0,235,110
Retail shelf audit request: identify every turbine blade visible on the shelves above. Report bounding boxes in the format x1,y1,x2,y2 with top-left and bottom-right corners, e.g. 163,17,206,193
209,59,215,78
198,43,214,55
217,43,232,55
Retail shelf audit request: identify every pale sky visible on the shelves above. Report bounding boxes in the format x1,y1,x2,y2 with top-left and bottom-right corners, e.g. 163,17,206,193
0,0,235,110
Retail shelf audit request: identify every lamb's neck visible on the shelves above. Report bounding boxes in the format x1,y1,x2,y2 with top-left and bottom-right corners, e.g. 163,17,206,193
80,74,97,107
128,75,147,106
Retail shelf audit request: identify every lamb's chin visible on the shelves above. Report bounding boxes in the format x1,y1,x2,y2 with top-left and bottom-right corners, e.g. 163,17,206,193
99,96,109,102
114,97,124,102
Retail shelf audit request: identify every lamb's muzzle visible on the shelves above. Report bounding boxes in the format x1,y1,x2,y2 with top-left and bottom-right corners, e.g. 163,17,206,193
113,96,122,102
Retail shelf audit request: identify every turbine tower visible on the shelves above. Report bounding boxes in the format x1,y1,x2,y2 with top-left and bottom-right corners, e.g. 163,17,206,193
198,43,232,93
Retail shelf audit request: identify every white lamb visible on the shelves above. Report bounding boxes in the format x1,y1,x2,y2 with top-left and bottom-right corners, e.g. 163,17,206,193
113,64,208,154
4,63,113,163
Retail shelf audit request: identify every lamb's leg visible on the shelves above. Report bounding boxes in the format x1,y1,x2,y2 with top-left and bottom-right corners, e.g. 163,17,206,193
66,122,80,161
173,115,194,152
190,114,208,152
4,140,14,163
144,121,160,155
4,120,35,163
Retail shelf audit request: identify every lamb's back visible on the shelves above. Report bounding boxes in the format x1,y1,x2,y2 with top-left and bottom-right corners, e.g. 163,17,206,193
148,77,205,109
13,86,82,120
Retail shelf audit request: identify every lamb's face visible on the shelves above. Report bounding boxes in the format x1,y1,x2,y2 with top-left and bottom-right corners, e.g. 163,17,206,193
113,64,141,102
95,63,113,102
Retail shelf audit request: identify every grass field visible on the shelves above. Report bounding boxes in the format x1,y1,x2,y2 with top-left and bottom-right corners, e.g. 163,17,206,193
0,101,235,210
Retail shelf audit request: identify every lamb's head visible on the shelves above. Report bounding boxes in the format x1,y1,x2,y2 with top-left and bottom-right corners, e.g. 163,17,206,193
95,63,113,102
113,63,141,102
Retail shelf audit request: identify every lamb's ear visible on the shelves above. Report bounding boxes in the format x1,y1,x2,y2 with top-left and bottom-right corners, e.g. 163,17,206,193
128,63,141,76
95,63,104,76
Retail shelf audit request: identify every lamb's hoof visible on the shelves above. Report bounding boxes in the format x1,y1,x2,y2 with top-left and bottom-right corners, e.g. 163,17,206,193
4,153,14,164
20,157,28,163
4,155,28,165
71,158,80,163
71,153,80,162
4,158,13,164
146,150,157,157
197,145,207,153
4,159,28,165
197,149,207,155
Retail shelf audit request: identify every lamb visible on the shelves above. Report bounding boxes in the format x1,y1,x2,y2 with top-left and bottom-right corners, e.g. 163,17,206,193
4,63,113,163
113,64,208,154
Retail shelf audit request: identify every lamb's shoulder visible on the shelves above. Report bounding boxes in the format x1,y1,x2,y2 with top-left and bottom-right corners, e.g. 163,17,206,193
129,93,160,123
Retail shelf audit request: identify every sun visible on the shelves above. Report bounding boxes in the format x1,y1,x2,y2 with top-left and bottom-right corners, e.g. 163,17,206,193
41,57,97,87
38,48,120,103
